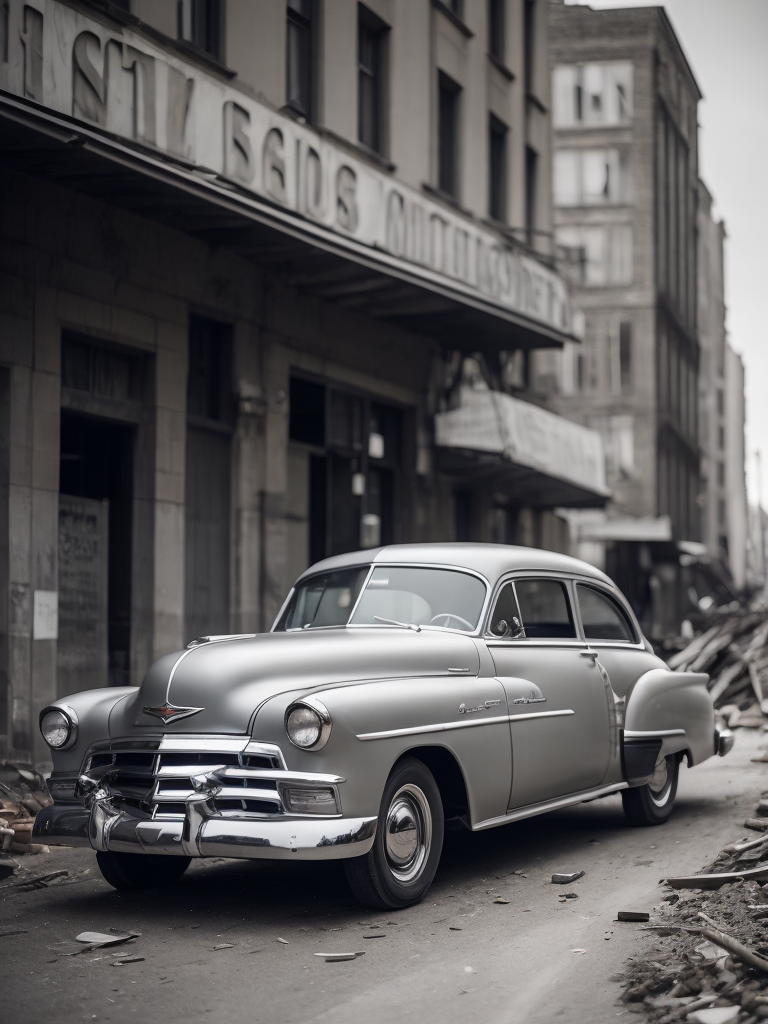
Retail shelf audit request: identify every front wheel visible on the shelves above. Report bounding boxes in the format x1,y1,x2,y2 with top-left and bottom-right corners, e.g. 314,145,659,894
344,757,444,909
622,753,679,826
96,851,191,891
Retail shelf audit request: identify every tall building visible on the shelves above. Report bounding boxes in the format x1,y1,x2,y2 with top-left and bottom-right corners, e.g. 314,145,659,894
0,0,607,762
545,0,704,635
697,180,748,591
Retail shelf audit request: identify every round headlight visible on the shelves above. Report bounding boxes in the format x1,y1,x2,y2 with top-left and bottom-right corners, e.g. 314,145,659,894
40,709,73,749
286,706,322,748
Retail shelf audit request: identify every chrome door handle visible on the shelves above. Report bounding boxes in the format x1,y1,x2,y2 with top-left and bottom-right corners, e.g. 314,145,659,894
579,650,598,659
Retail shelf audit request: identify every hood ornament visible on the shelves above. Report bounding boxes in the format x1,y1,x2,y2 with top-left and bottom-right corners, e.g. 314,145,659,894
143,701,204,724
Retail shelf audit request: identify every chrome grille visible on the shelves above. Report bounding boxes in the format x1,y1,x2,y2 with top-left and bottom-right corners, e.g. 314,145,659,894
84,741,286,819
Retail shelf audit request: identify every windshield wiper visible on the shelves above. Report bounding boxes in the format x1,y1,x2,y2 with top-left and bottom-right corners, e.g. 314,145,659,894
373,615,421,632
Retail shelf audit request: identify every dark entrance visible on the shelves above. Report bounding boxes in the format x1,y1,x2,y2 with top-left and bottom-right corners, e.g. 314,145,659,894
59,411,134,689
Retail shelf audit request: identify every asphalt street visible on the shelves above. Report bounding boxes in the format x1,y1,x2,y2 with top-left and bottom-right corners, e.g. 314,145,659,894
3,729,766,1024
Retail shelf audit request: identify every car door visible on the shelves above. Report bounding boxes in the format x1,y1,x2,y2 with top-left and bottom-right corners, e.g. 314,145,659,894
485,576,612,810
573,582,662,702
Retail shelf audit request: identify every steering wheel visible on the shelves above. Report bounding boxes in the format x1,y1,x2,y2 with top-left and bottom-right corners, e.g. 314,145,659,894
429,613,474,631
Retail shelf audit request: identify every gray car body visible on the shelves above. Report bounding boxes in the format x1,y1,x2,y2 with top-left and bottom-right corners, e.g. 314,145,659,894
35,543,722,859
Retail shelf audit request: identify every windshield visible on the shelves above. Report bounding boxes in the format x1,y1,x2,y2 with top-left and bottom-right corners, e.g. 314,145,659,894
275,565,487,633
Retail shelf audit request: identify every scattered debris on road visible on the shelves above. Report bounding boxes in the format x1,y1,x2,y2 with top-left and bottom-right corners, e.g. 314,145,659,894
552,871,585,883
0,762,53,864
212,943,235,950
493,897,510,904
313,951,365,962
111,956,145,967
617,911,651,922
619,776,768,1022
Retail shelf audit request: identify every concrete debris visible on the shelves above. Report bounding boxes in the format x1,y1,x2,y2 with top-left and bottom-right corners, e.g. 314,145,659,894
12,869,68,890
687,1008,739,1024
617,911,650,922
111,956,145,967
362,934,386,938
277,937,289,944
552,871,585,883
212,943,235,950
493,898,510,904
313,951,365,962
618,786,768,1023
666,613,768,722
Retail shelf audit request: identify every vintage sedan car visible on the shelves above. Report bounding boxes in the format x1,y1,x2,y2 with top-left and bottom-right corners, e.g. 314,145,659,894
35,543,733,908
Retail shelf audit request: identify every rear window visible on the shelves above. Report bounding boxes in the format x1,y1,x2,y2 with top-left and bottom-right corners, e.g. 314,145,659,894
577,584,636,642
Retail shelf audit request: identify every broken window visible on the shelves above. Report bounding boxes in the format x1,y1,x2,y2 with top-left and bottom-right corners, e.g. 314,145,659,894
555,225,633,286
553,148,630,206
552,62,633,128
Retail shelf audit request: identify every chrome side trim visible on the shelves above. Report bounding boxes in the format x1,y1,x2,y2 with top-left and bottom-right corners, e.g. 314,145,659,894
473,781,629,831
357,708,574,741
508,709,575,722
211,766,345,785
357,715,511,741
623,729,686,739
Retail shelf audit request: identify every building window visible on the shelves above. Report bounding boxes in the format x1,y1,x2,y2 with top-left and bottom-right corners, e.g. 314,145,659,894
525,145,538,244
523,0,535,94
717,461,725,487
358,5,388,154
488,115,508,222
178,0,222,61
552,62,633,128
438,71,461,198
554,148,631,206
488,0,505,62
619,322,632,389
556,225,633,287
286,0,317,121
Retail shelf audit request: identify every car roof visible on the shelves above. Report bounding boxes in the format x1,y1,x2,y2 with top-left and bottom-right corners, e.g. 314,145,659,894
295,542,614,589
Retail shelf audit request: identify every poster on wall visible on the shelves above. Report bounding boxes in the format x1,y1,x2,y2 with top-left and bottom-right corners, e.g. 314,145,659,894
57,495,108,697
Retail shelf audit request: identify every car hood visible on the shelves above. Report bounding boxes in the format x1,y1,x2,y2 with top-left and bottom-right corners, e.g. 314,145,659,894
109,628,480,737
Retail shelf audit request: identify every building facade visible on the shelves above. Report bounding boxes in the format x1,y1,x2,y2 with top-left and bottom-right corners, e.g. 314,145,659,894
544,0,705,634
696,180,748,591
0,0,608,763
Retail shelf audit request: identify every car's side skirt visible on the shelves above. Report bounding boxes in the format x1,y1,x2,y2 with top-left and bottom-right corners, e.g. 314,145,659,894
472,781,628,831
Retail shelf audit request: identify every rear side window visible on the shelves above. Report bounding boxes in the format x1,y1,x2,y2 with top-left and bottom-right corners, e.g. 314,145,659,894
515,579,576,639
577,584,636,642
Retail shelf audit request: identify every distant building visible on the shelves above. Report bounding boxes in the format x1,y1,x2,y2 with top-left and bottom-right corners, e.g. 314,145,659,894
0,0,607,762
543,0,705,635
697,180,748,591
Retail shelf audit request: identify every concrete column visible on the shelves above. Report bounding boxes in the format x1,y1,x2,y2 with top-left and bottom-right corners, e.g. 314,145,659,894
152,322,187,662
231,318,265,635
260,338,290,630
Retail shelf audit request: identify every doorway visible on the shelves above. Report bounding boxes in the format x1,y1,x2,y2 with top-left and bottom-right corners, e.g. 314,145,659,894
59,412,134,691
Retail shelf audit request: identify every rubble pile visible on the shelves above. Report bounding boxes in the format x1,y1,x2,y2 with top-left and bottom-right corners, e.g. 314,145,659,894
619,794,768,1023
0,762,52,860
667,613,768,727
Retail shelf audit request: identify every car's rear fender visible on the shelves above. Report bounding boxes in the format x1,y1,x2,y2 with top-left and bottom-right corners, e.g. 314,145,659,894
623,668,713,772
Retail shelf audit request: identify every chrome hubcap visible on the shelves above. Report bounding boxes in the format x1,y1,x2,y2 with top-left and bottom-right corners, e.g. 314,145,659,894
384,784,432,883
649,755,670,805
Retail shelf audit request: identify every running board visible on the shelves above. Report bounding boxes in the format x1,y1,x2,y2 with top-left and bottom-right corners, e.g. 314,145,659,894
473,781,629,831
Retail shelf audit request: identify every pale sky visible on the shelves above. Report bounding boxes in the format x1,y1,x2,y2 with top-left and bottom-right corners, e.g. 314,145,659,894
566,0,768,506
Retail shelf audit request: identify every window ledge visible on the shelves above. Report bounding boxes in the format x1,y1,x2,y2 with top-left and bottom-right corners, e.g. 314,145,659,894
526,91,548,114
318,128,396,173
431,0,474,38
488,53,515,81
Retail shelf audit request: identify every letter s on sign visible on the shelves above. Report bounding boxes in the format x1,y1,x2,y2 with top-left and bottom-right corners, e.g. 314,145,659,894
336,165,358,233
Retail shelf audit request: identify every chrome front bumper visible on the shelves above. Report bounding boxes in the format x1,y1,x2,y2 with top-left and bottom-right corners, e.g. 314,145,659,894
34,800,377,861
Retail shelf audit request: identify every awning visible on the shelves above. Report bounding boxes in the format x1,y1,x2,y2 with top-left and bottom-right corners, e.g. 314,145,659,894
0,0,576,353
435,387,609,508
575,516,674,543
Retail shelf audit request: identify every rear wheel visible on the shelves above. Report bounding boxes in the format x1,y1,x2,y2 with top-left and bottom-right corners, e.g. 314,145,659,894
622,753,679,826
344,757,444,909
96,851,191,891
